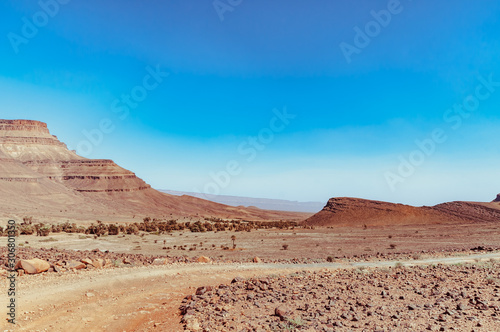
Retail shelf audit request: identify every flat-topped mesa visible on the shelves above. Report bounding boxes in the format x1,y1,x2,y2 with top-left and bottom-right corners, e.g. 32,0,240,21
0,119,51,136
0,119,150,193
0,119,79,162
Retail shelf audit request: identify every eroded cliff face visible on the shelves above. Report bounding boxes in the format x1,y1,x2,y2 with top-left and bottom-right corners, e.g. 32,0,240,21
0,120,78,162
0,120,150,193
0,120,307,222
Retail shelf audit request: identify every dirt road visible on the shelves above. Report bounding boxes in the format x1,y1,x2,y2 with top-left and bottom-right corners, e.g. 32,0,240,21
3,252,500,332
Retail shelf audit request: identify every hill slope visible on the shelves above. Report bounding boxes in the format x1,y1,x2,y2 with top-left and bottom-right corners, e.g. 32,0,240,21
0,120,308,222
304,196,500,227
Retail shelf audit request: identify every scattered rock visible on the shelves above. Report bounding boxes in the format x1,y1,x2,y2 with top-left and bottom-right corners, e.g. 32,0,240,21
15,258,50,274
152,258,168,265
197,256,212,263
253,256,262,263
65,260,86,270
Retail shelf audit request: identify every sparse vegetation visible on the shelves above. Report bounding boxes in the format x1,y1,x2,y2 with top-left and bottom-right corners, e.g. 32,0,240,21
231,235,236,249
1,218,302,237
39,237,58,242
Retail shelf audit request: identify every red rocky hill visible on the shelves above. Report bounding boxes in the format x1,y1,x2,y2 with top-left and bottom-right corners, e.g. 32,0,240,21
304,196,500,227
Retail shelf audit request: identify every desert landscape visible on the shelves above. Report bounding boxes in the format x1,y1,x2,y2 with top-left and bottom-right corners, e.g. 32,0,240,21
0,119,499,331
3,2,500,331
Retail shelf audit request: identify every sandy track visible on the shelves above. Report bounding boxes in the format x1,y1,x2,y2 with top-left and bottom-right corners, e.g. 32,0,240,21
3,252,500,332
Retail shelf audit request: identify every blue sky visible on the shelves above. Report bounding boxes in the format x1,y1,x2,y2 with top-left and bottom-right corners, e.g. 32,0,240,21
1,0,500,205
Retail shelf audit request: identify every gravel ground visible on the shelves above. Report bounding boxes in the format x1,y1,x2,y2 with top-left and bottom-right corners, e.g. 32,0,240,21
181,261,500,331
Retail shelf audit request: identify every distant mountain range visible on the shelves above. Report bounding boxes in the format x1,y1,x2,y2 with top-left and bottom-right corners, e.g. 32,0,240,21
160,190,325,213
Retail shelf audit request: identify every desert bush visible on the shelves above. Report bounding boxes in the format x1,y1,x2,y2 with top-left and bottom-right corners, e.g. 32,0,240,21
326,256,334,262
108,224,120,235
51,224,62,233
282,244,289,250
60,222,78,233
125,224,139,235
19,224,35,235
85,221,108,236
38,226,51,237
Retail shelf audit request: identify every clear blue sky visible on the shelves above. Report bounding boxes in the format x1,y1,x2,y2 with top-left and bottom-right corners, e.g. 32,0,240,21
1,0,499,205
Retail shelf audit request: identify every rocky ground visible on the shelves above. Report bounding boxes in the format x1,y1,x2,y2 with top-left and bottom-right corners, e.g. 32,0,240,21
1,224,499,331
0,247,214,276
2,245,499,277
6,222,500,266
2,252,500,331
181,261,500,331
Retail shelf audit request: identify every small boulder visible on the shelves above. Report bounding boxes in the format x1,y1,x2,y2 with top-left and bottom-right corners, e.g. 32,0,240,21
275,306,291,321
197,256,212,263
185,317,201,331
81,258,93,266
93,258,104,268
15,259,50,274
196,286,213,296
152,258,168,265
66,260,86,270
253,256,262,263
